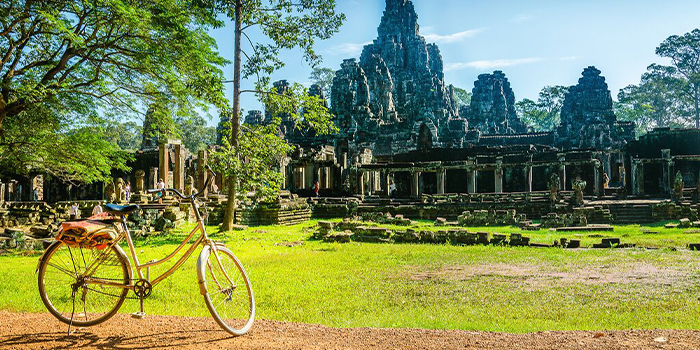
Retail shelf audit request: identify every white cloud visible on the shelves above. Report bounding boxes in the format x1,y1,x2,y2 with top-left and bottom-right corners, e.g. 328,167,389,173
512,14,534,23
445,58,544,71
423,28,484,44
327,41,372,56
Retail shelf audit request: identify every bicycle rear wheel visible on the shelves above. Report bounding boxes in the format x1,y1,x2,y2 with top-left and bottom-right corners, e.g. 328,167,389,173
38,241,130,327
197,244,255,336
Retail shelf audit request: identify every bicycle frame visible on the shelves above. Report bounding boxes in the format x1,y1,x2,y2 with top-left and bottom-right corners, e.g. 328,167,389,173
79,194,234,291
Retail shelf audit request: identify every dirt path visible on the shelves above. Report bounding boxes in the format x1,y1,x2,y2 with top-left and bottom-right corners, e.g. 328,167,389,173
0,311,698,350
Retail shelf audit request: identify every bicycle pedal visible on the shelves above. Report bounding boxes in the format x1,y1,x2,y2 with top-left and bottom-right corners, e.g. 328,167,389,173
131,312,146,319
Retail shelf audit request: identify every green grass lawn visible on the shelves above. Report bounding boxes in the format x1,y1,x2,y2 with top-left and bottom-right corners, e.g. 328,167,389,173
1,220,700,333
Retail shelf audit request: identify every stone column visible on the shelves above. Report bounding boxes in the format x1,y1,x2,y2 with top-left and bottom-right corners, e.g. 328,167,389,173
158,143,169,187
593,162,602,196
197,149,209,196
662,149,671,194
437,169,446,195
385,172,391,197
411,171,420,198
558,155,566,191
0,182,4,204
495,158,503,194
527,165,533,192
149,167,158,190
173,143,184,192
358,171,365,196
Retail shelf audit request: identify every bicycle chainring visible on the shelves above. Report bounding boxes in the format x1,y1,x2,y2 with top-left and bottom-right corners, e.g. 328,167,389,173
133,279,153,299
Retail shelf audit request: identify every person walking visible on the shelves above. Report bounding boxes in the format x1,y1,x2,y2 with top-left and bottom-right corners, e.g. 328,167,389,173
69,203,79,221
390,181,397,199
157,178,165,204
125,181,131,202
313,180,320,198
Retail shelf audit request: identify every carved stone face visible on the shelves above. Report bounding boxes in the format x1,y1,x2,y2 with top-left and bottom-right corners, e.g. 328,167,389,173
116,178,124,186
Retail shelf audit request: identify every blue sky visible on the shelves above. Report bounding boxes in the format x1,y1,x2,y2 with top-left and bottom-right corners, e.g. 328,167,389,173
207,0,700,124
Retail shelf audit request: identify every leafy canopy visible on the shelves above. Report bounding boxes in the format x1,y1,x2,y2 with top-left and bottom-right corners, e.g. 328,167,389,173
516,85,568,132
0,0,227,182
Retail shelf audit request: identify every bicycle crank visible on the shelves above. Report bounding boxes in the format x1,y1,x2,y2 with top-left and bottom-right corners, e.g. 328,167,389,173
131,279,152,319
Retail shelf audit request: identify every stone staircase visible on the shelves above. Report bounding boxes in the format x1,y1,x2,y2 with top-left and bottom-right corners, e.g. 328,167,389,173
605,203,655,224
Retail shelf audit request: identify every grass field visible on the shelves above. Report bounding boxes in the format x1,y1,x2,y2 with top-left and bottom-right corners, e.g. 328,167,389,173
1,220,700,333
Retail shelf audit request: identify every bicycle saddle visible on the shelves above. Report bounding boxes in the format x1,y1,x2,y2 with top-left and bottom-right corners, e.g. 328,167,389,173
104,203,141,215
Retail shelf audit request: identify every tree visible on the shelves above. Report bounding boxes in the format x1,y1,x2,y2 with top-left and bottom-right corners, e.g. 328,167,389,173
617,64,692,134
516,85,568,131
175,114,216,152
656,28,700,128
104,121,143,152
453,87,472,107
0,0,227,183
309,67,335,100
202,0,345,231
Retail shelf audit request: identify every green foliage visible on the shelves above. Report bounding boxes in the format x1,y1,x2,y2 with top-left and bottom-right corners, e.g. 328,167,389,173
516,85,568,131
103,122,143,152
309,67,336,100
453,86,472,107
211,121,293,202
617,64,693,135
0,0,227,183
175,114,216,152
201,0,344,229
654,28,700,128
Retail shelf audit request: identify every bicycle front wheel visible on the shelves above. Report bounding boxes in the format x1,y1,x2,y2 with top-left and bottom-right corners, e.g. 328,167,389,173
38,241,130,327
197,244,255,336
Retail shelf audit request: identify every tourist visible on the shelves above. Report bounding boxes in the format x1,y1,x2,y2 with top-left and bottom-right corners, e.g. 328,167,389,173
125,181,131,202
92,203,103,216
157,178,165,203
390,181,396,199
32,188,38,202
313,180,320,197
69,203,79,221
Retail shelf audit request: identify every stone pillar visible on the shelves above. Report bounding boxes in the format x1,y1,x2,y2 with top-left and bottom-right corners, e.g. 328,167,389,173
632,160,644,195
437,169,446,195
558,155,566,191
385,172,391,197
299,167,306,189
197,149,209,196
173,143,184,192
149,167,158,190
527,165,533,192
158,143,169,187
495,158,503,194
135,170,145,192
662,149,671,195
593,162,602,196
358,171,365,196
0,182,4,204
411,171,420,198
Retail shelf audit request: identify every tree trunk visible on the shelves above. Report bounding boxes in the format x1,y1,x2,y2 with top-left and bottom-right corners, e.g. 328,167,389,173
695,85,699,129
220,0,243,232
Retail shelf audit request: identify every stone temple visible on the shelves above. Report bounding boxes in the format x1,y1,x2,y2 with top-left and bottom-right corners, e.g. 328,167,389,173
2,0,700,234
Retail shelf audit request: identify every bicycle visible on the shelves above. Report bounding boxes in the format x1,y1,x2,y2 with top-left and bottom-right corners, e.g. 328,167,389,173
36,166,255,336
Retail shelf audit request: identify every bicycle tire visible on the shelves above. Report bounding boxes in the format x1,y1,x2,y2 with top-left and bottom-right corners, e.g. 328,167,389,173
197,244,255,336
38,241,130,327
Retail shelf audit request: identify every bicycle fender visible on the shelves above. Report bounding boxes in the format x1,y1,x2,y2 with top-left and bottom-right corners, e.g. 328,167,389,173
196,246,211,296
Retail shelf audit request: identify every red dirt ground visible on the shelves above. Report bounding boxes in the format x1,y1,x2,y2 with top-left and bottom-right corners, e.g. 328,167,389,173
0,311,698,349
